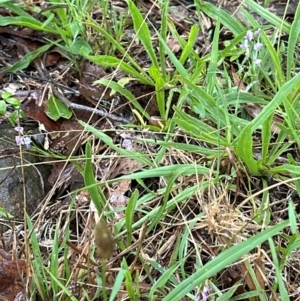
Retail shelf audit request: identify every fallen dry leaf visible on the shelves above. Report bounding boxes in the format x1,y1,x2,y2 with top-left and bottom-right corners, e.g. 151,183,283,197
0,249,26,300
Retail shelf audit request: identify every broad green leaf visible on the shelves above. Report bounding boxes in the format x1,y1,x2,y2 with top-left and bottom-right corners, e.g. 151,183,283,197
45,95,72,121
0,100,7,115
1,91,11,99
5,97,21,107
235,124,260,175
70,37,92,55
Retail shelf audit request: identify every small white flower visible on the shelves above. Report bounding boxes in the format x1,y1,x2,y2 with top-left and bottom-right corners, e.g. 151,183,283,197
254,59,262,66
240,39,249,49
23,137,31,148
254,42,263,51
245,30,253,41
254,28,261,36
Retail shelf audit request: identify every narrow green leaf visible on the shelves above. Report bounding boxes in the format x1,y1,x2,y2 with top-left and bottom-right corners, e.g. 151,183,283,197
156,30,188,77
46,270,78,301
84,140,106,213
268,239,289,299
261,113,273,163
126,0,158,68
286,4,300,80
198,2,245,35
83,54,153,85
125,189,139,246
0,16,57,33
179,24,199,64
288,200,297,234
0,207,13,218
244,0,293,34
79,121,152,166
109,266,126,301
4,44,52,73
149,66,166,117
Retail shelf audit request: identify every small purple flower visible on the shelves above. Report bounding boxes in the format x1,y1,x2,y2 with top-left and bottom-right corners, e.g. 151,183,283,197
195,285,212,301
14,126,24,134
254,42,263,51
254,58,262,66
15,136,23,146
245,30,253,41
254,28,261,36
15,136,31,148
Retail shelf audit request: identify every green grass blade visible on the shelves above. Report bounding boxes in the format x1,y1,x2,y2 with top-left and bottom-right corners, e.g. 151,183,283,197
26,215,48,300
109,265,126,301
49,226,59,294
251,72,300,131
268,239,289,299
82,54,153,85
149,263,180,301
163,219,291,301
46,270,78,301
197,2,245,35
244,0,293,34
79,121,152,166
156,30,188,77
159,0,170,79
95,78,150,119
